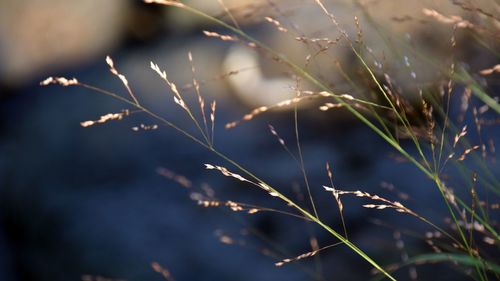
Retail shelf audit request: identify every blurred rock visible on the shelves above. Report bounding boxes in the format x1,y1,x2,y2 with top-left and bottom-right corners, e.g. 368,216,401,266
0,0,131,88
223,46,294,107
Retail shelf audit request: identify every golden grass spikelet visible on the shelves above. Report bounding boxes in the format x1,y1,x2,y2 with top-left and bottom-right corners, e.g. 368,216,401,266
323,185,344,211
319,102,343,111
226,200,243,211
264,17,288,33
105,56,116,73
425,231,443,239
219,235,234,245
324,162,343,213
203,30,238,41
453,125,468,148
323,161,349,238
314,0,349,40
204,164,250,182
210,100,216,145
458,87,472,122
151,261,176,281
131,124,158,131
421,99,436,144
258,182,279,197
340,94,355,100
40,76,78,86
198,200,221,207
225,106,268,129
268,191,280,197
150,61,188,110
275,250,317,267
325,188,418,217
275,242,342,267
425,239,443,253
247,208,259,214
442,185,457,208
354,16,363,44
422,8,474,29
188,51,211,143
258,182,271,192
143,0,184,8
457,145,480,161
472,108,484,157
156,167,192,188
479,64,500,76
296,36,342,61
210,101,216,122
80,110,129,128
105,56,139,104
225,93,335,129
225,90,375,129
150,61,167,80
483,237,495,245
295,36,338,44
197,199,292,217
268,124,285,146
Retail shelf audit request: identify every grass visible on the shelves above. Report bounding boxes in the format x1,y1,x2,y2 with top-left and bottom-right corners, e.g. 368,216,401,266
43,1,499,280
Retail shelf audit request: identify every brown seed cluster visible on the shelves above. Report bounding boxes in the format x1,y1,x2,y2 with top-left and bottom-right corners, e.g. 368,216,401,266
324,188,418,217
151,262,176,281
40,76,79,86
80,110,130,128
264,16,288,33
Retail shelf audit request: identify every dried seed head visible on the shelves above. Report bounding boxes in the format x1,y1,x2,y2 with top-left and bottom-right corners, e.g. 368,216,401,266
80,110,129,128
204,164,250,182
131,124,158,131
150,61,167,80
144,0,185,8
156,167,192,188
203,30,238,41
151,262,175,281
453,125,468,148
268,124,285,146
264,16,288,33
40,77,79,86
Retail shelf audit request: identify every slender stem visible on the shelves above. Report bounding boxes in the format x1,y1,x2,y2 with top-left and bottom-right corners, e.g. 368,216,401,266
294,105,319,219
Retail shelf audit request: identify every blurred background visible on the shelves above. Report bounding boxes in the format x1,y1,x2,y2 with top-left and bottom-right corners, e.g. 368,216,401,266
0,1,498,281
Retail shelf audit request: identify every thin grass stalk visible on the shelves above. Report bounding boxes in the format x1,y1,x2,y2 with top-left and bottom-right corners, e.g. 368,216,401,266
294,104,320,219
